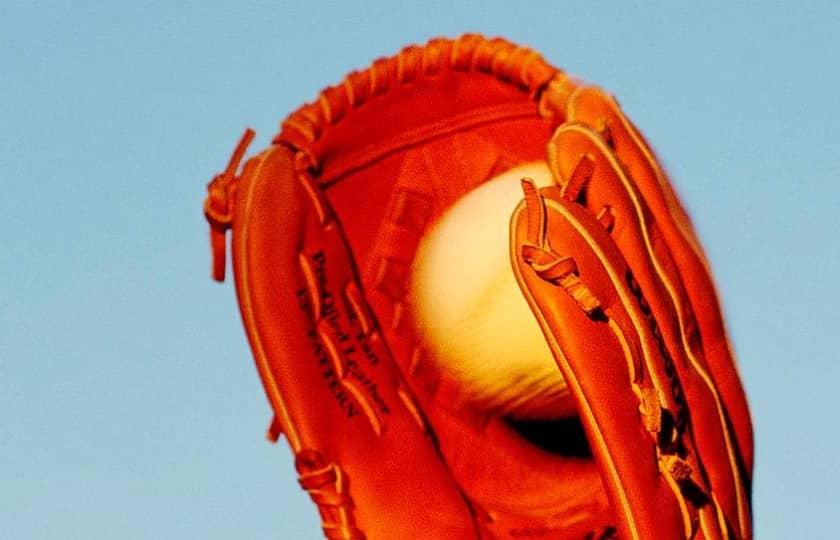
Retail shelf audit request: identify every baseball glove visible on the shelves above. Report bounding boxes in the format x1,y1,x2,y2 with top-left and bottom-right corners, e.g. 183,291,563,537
203,34,753,540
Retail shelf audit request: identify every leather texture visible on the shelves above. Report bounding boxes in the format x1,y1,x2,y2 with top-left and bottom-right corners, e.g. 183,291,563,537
203,34,753,540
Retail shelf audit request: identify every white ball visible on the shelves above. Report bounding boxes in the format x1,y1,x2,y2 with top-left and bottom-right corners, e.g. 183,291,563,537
409,161,570,419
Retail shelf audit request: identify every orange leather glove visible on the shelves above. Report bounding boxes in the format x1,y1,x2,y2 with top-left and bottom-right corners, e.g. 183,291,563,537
204,34,753,540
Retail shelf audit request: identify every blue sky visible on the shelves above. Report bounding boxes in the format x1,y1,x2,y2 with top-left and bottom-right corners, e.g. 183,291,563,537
2,1,838,538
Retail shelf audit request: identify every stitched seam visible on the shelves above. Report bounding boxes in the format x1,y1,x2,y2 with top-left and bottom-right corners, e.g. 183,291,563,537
274,34,568,168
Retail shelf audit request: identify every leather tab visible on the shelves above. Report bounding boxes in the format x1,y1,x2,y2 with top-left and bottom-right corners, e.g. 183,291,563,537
562,154,595,201
520,181,602,317
638,387,662,435
661,454,711,507
520,177,545,247
203,128,255,281
266,414,283,443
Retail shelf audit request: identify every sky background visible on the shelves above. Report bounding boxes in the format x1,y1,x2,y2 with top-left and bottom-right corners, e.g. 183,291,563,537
2,1,838,538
